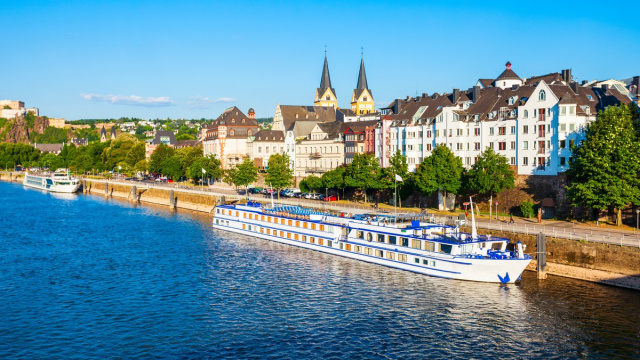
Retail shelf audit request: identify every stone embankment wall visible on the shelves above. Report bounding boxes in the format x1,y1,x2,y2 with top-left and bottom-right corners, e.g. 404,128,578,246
462,226,640,289
85,180,218,213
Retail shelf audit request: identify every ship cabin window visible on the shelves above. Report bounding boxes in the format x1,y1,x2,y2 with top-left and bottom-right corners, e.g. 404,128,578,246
260,228,264,233
267,216,271,222
440,244,453,254
281,219,286,225
266,229,270,234
261,215,265,221
364,248,373,255
221,210,225,215
319,225,325,231
431,260,436,267
339,243,344,250
216,209,220,214
235,211,239,217
461,244,473,254
215,219,219,224
414,258,420,264
288,220,292,226
310,237,315,244
354,245,362,252
388,236,397,245
422,259,428,265
295,221,300,227
398,254,407,262
327,240,332,247
248,225,252,231
318,239,324,246
491,242,503,251
345,244,351,251
357,231,364,239
376,250,383,257
401,238,409,247
386,252,395,260
242,224,246,230
377,234,385,242
311,224,316,230
287,233,292,239
366,233,373,241
303,222,308,228
425,241,435,252
280,231,284,237
411,240,421,249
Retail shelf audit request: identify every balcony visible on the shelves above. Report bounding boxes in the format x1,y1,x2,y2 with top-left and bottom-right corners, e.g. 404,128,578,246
309,152,322,159
305,167,325,174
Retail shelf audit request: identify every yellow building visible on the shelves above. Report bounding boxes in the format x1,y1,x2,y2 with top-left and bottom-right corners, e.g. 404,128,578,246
313,53,338,108
350,56,374,114
48,118,66,129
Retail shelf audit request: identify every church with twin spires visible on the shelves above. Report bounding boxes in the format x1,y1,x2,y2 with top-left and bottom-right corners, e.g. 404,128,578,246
313,52,375,115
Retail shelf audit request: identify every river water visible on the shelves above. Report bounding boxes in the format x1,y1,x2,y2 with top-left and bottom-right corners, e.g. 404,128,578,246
0,181,638,359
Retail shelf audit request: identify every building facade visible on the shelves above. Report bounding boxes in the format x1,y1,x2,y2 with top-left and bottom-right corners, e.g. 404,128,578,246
202,107,259,168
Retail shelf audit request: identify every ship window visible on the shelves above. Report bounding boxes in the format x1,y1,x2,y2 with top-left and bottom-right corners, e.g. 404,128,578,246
294,234,299,240
302,236,307,242
401,238,409,247
357,231,364,239
311,224,316,230
288,220,292,226
303,222,308,228
414,258,420,264
422,259,428,265
386,252,395,260
318,239,324,246
354,245,361,252
364,248,373,255
491,243,502,250
287,233,291,239
376,250,383,257
461,244,473,254
339,243,343,250
319,225,325,231
345,244,351,251
281,219,285,225
388,236,397,245
310,237,315,244
217,209,221,214
398,254,407,262
431,260,436,267
366,233,372,241
327,240,332,247
260,228,264,233
215,219,219,224
295,221,300,227
440,244,453,254
235,211,239,217
377,234,385,242
261,216,265,221
243,224,246,230
425,241,435,252
280,231,284,237
248,225,252,231
411,240,421,249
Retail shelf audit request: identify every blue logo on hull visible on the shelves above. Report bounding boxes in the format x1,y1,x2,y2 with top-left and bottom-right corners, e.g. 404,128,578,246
498,272,510,284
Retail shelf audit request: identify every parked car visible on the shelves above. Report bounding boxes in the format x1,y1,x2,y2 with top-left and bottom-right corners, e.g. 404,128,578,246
249,187,262,194
324,195,338,202
317,194,325,201
305,193,319,199
296,192,307,198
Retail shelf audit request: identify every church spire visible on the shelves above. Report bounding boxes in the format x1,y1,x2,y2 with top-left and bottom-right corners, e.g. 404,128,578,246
319,52,333,93
356,54,368,90
314,51,337,108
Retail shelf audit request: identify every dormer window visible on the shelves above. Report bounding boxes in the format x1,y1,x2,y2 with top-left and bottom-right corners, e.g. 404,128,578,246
230,129,235,136
242,119,245,123
508,96,517,105
326,95,330,100
363,96,368,101
231,119,236,123
539,90,546,101
510,110,517,117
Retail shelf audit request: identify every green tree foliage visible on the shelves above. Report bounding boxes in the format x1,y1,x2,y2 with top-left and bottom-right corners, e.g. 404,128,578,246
73,127,100,142
0,143,41,168
234,158,258,191
223,167,238,189
321,166,345,192
567,104,640,226
175,146,203,174
34,126,69,144
125,142,145,167
414,144,464,200
74,155,94,173
176,134,196,141
161,155,184,180
188,155,222,183
148,143,175,174
39,153,64,170
302,175,323,192
345,153,379,202
134,159,148,174
265,153,293,197
520,201,535,218
465,147,515,198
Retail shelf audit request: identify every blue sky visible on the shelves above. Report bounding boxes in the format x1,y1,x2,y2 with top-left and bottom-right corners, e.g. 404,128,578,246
3,0,639,120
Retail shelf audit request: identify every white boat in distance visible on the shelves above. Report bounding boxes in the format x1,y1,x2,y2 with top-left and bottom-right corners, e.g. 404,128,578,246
212,201,533,284
23,171,81,193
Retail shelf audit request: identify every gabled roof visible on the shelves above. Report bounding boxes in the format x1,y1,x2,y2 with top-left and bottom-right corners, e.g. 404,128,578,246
526,72,563,86
279,105,336,130
34,143,64,153
253,130,285,142
211,106,257,127
316,122,345,139
558,92,576,104
152,130,177,145
496,61,521,81
289,121,320,137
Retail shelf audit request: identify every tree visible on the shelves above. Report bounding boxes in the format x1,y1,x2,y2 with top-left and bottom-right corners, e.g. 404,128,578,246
148,143,175,174
74,155,93,174
134,159,148,174
34,126,69,144
234,157,258,192
188,155,222,183
567,104,640,226
321,166,345,193
125,142,145,167
161,155,184,180
176,134,196,141
175,146,203,174
265,153,294,198
345,153,379,203
414,144,464,209
465,147,515,216
302,175,323,192
223,167,238,189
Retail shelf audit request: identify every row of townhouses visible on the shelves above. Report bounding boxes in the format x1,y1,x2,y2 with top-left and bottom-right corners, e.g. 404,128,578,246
200,55,640,178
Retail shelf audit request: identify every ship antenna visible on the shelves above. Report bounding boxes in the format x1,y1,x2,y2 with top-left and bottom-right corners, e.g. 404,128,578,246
470,196,478,240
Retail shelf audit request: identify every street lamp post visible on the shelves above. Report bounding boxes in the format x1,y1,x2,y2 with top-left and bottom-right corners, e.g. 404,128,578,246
636,209,640,247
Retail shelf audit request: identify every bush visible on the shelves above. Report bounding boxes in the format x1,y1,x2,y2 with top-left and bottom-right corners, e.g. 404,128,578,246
520,201,535,218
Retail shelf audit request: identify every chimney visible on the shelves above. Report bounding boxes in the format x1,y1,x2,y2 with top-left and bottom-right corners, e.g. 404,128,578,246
452,88,460,103
472,86,481,102
394,99,402,114
581,80,588,86
570,82,579,95
561,69,572,83
431,93,438,99
601,84,609,91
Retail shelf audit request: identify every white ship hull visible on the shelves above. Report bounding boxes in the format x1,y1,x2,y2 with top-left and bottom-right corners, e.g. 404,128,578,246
23,173,81,193
213,204,532,284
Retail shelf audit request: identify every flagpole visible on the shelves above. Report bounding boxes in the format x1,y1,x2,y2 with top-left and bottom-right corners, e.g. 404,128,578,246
394,172,397,224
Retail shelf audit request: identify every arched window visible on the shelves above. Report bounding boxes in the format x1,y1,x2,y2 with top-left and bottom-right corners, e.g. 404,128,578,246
539,90,546,101
230,129,235,136
242,119,245,123
247,130,252,136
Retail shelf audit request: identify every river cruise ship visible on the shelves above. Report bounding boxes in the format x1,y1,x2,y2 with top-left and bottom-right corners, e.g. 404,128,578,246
213,202,532,284
23,171,81,193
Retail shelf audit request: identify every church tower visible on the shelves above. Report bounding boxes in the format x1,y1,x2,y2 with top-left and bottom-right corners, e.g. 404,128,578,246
314,53,338,108
350,54,374,115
